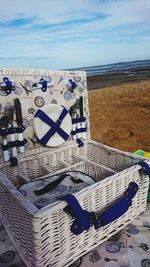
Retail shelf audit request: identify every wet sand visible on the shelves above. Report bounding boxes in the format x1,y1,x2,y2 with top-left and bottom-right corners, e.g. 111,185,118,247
87,66,150,90
88,79,150,152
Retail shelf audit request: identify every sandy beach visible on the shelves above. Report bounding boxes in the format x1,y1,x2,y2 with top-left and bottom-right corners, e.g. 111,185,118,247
88,78,150,152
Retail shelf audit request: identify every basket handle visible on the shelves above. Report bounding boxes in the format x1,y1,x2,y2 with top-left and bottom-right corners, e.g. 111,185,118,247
63,181,139,235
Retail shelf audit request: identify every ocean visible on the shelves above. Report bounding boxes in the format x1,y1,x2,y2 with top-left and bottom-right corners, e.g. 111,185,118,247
72,59,150,77
0,58,150,78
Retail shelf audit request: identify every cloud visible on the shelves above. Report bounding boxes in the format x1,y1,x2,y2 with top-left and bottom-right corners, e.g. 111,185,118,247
0,0,150,68
0,0,107,24
0,0,150,26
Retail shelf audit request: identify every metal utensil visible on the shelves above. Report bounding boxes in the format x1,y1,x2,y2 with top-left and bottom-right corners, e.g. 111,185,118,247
0,116,10,161
69,100,79,141
5,104,17,158
14,98,24,153
76,111,81,139
79,96,86,140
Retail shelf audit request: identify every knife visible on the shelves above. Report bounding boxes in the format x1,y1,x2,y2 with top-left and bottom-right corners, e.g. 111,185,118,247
0,116,10,161
79,96,86,140
14,98,25,153
5,104,18,159
69,101,78,141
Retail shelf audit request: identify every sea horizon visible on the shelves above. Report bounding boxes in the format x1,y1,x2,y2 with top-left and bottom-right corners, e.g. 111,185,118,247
0,58,150,77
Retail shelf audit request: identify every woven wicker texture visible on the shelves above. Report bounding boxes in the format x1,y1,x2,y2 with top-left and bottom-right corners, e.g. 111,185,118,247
0,140,149,267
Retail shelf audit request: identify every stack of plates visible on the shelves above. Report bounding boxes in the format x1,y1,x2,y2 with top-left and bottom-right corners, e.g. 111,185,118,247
33,104,72,147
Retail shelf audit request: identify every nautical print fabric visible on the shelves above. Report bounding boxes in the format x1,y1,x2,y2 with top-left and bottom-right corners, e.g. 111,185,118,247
0,69,90,159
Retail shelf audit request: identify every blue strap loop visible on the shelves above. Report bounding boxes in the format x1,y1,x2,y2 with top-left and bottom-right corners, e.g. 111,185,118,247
76,139,84,147
3,77,12,95
8,140,26,148
138,161,150,177
68,79,76,92
94,182,138,230
35,107,69,145
2,140,26,150
1,144,9,151
0,128,7,137
0,126,25,137
40,78,47,92
72,117,86,124
63,194,92,235
63,181,138,235
71,128,87,136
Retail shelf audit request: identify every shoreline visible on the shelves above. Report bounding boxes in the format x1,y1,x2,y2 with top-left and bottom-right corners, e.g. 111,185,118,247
87,70,150,90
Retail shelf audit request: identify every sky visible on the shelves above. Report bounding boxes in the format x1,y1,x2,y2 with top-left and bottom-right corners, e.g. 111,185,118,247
0,0,150,69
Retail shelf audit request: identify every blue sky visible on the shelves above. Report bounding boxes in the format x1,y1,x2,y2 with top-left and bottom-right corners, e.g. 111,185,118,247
0,0,150,69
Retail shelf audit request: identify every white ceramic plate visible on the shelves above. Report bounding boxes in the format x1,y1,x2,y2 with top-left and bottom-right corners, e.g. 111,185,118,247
34,104,72,147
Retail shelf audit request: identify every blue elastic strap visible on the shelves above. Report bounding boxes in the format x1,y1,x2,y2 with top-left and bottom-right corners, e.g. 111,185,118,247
1,144,9,151
35,108,69,145
63,182,138,235
16,126,25,133
138,161,150,177
0,128,7,137
9,141,17,148
0,126,25,137
71,128,87,135
9,127,15,134
72,117,86,124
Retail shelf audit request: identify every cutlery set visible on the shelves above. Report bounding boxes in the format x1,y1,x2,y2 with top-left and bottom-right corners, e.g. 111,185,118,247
0,98,25,165
70,96,87,146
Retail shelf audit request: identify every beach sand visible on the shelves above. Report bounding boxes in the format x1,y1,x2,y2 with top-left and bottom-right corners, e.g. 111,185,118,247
88,79,150,152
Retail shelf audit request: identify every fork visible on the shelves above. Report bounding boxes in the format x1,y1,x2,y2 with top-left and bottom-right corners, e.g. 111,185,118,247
5,104,17,158
0,116,10,161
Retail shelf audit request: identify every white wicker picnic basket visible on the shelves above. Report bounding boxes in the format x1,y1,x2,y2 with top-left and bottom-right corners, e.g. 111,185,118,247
0,69,149,267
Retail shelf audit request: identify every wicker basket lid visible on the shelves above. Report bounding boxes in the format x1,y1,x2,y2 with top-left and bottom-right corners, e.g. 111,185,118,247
0,69,90,162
